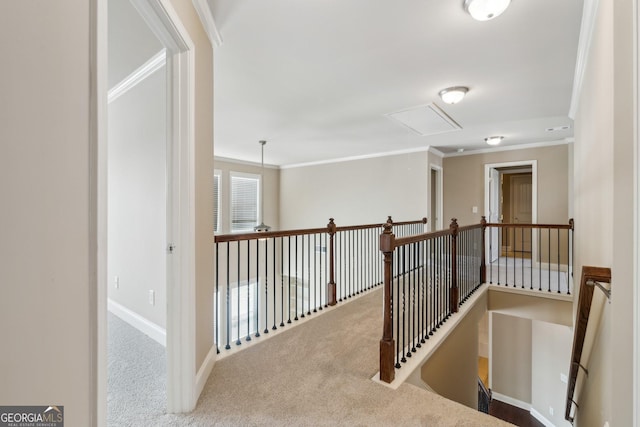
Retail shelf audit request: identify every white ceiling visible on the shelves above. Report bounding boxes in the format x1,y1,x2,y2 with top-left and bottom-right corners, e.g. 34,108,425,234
210,0,584,166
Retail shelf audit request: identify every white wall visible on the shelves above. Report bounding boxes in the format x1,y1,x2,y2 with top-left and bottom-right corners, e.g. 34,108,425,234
279,151,430,229
0,1,97,425
108,65,167,330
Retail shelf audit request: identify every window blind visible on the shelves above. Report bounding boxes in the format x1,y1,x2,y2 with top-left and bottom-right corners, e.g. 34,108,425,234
231,174,259,232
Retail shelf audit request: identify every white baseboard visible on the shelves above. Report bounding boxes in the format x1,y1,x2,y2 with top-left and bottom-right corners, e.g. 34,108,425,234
195,345,217,399
108,299,166,347
492,391,530,411
530,407,556,427
492,393,557,427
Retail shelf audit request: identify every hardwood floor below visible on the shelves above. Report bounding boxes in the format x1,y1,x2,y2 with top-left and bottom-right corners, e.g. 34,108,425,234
488,400,544,427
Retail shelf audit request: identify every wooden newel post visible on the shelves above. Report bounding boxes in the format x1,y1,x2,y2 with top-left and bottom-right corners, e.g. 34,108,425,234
327,218,337,306
450,218,459,313
379,218,396,383
480,216,487,284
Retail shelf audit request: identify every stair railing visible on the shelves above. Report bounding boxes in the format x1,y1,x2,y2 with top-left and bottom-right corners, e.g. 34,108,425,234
214,217,426,354
565,266,611,423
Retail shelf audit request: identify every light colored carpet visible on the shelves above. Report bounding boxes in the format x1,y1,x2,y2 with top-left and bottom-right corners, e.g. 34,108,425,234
107,313,166,426
109,289,511,426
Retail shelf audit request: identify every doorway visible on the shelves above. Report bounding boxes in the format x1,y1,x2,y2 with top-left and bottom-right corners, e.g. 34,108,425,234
99,0,198,421
430,165,443,232
484,161,537,263
107,0,168,418
501,169,533,256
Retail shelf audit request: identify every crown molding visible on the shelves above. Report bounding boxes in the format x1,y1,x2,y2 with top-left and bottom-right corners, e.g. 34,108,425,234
568,0,600,119
108,49,166,104
443,139,570,158
280,146,431,169
192,0,223,48
427,146,445,158
214,156,279,169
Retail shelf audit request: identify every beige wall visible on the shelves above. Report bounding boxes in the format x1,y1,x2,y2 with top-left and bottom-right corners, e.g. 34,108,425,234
279,151,430,229
214,158,280,233
572,0,635,425
491,313,532,403
421,292,487,409
531,320,573,427
478,312,489,358
443,144,569,226
488,289,573,326
610,0,635,424
0,1,96,424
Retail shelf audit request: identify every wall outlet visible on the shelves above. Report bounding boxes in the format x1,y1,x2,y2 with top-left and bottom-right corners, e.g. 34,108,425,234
149,290,155,306
560,373,568,384
549,406,554,416
114,276,119,289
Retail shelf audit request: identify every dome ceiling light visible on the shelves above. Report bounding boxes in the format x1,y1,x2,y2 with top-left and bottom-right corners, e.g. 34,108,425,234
464,0,512,21
485,136,504,146
438,86,469,104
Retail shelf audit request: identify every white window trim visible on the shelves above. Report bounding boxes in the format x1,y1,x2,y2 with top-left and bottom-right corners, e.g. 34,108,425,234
213,169,221,233
229,171,261,233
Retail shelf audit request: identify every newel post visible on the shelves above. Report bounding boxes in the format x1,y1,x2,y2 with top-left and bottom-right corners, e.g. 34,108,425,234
327,218,337,306
379,218,396,383
480,216,487,284
450,218,459,313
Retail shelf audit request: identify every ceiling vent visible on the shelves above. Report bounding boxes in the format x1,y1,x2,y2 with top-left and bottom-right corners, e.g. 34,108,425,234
385,103,462,136
546,125,571,132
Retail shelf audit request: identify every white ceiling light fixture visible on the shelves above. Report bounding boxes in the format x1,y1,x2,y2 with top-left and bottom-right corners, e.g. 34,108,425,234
438,86,469,104
254,140,271,232
485,136,504,146
464,0,511,21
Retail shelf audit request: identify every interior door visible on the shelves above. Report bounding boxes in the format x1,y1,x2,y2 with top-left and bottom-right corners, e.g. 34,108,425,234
510,174,532,252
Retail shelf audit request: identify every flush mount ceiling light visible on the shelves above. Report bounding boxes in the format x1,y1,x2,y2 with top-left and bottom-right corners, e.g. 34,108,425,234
485,136,504,146
438,86,469,104
464,0,511,21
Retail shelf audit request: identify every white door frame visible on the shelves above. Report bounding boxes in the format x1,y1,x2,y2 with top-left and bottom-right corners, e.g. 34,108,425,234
99,0,197,418
429,164,443,231
484,160,538,264
634,0,639,424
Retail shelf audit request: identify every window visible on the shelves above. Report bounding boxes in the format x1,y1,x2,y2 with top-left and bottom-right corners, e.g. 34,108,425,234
230,172,260,233
213,170,221,233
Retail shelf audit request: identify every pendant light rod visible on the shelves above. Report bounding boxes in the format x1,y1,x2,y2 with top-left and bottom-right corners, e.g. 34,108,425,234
255,140,271,232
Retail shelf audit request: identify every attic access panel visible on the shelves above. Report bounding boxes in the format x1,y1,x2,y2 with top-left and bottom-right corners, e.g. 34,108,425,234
385,103,462,136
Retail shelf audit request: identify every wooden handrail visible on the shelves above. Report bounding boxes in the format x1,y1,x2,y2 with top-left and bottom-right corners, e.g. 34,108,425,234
214,226,328,243
214,217,427,242
565,266,611,423
486,221,574,230
379,217,575,384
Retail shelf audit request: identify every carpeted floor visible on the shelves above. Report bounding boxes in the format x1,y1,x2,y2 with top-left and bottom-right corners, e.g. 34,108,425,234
107,313,166,426
108,289,511,426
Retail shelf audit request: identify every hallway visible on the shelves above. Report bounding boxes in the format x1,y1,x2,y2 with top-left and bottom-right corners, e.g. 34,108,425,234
109,288,510,426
